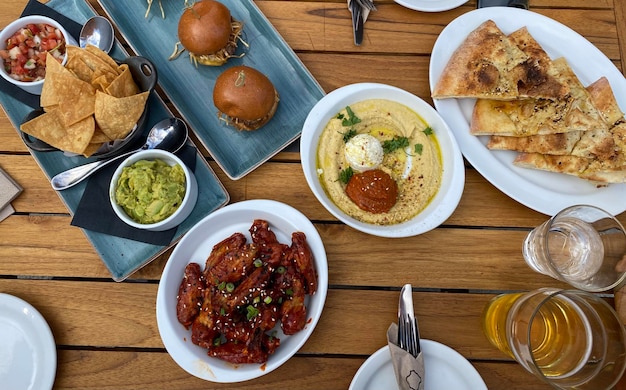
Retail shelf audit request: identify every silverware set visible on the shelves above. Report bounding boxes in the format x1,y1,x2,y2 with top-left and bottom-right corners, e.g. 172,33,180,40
348,0,376,46
397,284,421,358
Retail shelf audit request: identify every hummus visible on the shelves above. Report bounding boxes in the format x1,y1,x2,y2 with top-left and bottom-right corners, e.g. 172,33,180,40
316,99,442,225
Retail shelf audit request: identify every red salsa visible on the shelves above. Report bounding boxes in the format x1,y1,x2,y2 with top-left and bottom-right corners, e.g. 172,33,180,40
0,23,66,82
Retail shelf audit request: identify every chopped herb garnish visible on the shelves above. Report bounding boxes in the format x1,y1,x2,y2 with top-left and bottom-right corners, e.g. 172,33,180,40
264,296,273,304
414,143,424,155
226,282,235,292
339,166,354,184
422,127,433,136
253,258,263,268
342,128,357,143
382,136,410,153
276,266,286,274
285,288,294,296
341,106,361,127
213,337,222,346
246,305,259,320
218,281,226,290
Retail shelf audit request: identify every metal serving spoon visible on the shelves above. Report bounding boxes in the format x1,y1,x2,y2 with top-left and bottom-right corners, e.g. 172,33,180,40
51,118,189,191
79,16,115,53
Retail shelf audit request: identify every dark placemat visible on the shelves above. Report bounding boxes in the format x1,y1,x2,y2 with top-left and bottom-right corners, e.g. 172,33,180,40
71,144,197,246
1,0,83,108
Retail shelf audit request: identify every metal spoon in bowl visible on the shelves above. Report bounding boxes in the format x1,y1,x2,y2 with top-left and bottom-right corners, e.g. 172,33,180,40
79,16,115,53
51,118,189,191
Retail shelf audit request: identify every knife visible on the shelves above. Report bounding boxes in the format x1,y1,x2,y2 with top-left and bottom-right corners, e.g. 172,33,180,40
398,284,421,358
348,0,364,46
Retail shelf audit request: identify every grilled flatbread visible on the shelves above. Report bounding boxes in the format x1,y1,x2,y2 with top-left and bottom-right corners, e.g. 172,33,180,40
512,122,626,183
486,76,618,160
507,27,569,99
472,58,607,137
432,20,567,100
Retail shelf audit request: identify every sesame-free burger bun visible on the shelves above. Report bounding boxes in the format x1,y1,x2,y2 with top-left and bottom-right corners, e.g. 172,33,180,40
213,65,279,131
177,0,243,66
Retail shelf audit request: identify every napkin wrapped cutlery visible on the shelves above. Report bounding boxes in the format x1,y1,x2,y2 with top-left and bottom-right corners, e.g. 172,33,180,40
387,284,425,390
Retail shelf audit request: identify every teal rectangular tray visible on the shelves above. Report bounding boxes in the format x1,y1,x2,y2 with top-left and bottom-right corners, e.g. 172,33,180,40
0,0,230,281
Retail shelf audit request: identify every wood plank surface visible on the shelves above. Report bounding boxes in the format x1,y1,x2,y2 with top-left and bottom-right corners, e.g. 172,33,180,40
0,0,624,389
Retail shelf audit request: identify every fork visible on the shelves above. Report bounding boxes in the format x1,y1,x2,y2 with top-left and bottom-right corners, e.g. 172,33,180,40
355,0,377,11
398,284,420,358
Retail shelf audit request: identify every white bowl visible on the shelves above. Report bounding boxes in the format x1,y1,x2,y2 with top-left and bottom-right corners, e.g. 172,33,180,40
300,83,465,238
0,15,78,95
109,149,198,231
156,199,328,382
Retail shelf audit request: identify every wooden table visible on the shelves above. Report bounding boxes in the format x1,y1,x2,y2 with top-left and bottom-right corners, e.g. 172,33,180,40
1,0,625,389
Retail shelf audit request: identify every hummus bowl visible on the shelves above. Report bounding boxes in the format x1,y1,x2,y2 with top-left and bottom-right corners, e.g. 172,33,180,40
300,83,465,237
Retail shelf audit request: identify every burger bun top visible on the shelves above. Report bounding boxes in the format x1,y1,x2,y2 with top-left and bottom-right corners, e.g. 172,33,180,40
213,65,277,121
178,0,232,55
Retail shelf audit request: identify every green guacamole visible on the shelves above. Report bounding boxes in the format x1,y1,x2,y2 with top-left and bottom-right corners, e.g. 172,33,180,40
114,159,186,224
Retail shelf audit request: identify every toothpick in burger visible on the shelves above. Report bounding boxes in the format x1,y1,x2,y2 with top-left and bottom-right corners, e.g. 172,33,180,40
213,65,280,131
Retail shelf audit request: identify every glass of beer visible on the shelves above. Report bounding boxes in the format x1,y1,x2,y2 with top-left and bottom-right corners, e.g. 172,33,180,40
483,288,626,389
523,204,626,292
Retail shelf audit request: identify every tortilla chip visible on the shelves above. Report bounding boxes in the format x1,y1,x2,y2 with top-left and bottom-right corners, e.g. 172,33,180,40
41,53,73,107
90,125,112,144
94,90,149,140
105,64,140,98
82,142,104,158
85,44,120,72
67,45,118,75
52,73,97,127
65,56,94,83
91,67,119,91
20,110,95,154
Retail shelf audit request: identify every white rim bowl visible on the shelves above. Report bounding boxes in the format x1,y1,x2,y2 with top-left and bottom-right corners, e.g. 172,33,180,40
0,15,78,95
300,83,465,237
156,199,328,382
109,149,198,231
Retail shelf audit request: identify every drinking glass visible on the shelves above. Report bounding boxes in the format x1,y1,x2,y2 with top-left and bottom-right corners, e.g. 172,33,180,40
483,288,626,389
523,204,626,292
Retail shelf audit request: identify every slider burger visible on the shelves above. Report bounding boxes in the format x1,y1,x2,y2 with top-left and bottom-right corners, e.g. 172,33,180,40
170,0,244,66
213,65,279,131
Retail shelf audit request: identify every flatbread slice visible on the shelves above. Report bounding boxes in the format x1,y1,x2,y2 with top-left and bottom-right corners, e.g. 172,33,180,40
513,152,626,184
472,58,608,136
512,123,626,183
486,76,619,160
507,27,570,99
432,20,565,100
432,20,529,100
586,77,624,126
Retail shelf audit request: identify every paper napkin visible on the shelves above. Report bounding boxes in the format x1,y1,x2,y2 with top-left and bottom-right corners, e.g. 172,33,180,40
0,167,23,222
387,323,425,390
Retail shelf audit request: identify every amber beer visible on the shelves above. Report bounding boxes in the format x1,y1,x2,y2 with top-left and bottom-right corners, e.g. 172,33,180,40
482,289,626,389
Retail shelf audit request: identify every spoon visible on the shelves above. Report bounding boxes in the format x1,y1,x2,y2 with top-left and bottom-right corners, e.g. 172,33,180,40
79,16,115,53
51,118,189,191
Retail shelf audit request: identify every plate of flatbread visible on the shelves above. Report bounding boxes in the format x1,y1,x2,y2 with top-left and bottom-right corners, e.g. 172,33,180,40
429,7,626,216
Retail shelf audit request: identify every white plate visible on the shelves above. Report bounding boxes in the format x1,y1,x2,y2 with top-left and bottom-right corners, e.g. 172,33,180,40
300,83,465,238
394,0,468,12
0,293,56,390
349,340,487,390
156,200,328,383
429,7,626,216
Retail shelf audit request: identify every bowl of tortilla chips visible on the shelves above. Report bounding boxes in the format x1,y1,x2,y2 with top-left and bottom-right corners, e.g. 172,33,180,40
19,45,157,159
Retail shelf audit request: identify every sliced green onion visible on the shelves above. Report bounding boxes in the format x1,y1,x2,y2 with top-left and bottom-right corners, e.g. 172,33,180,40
253,259,263,268
264,296,272,304
226,282,235,292
246,305,259,320
276,266,286,274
